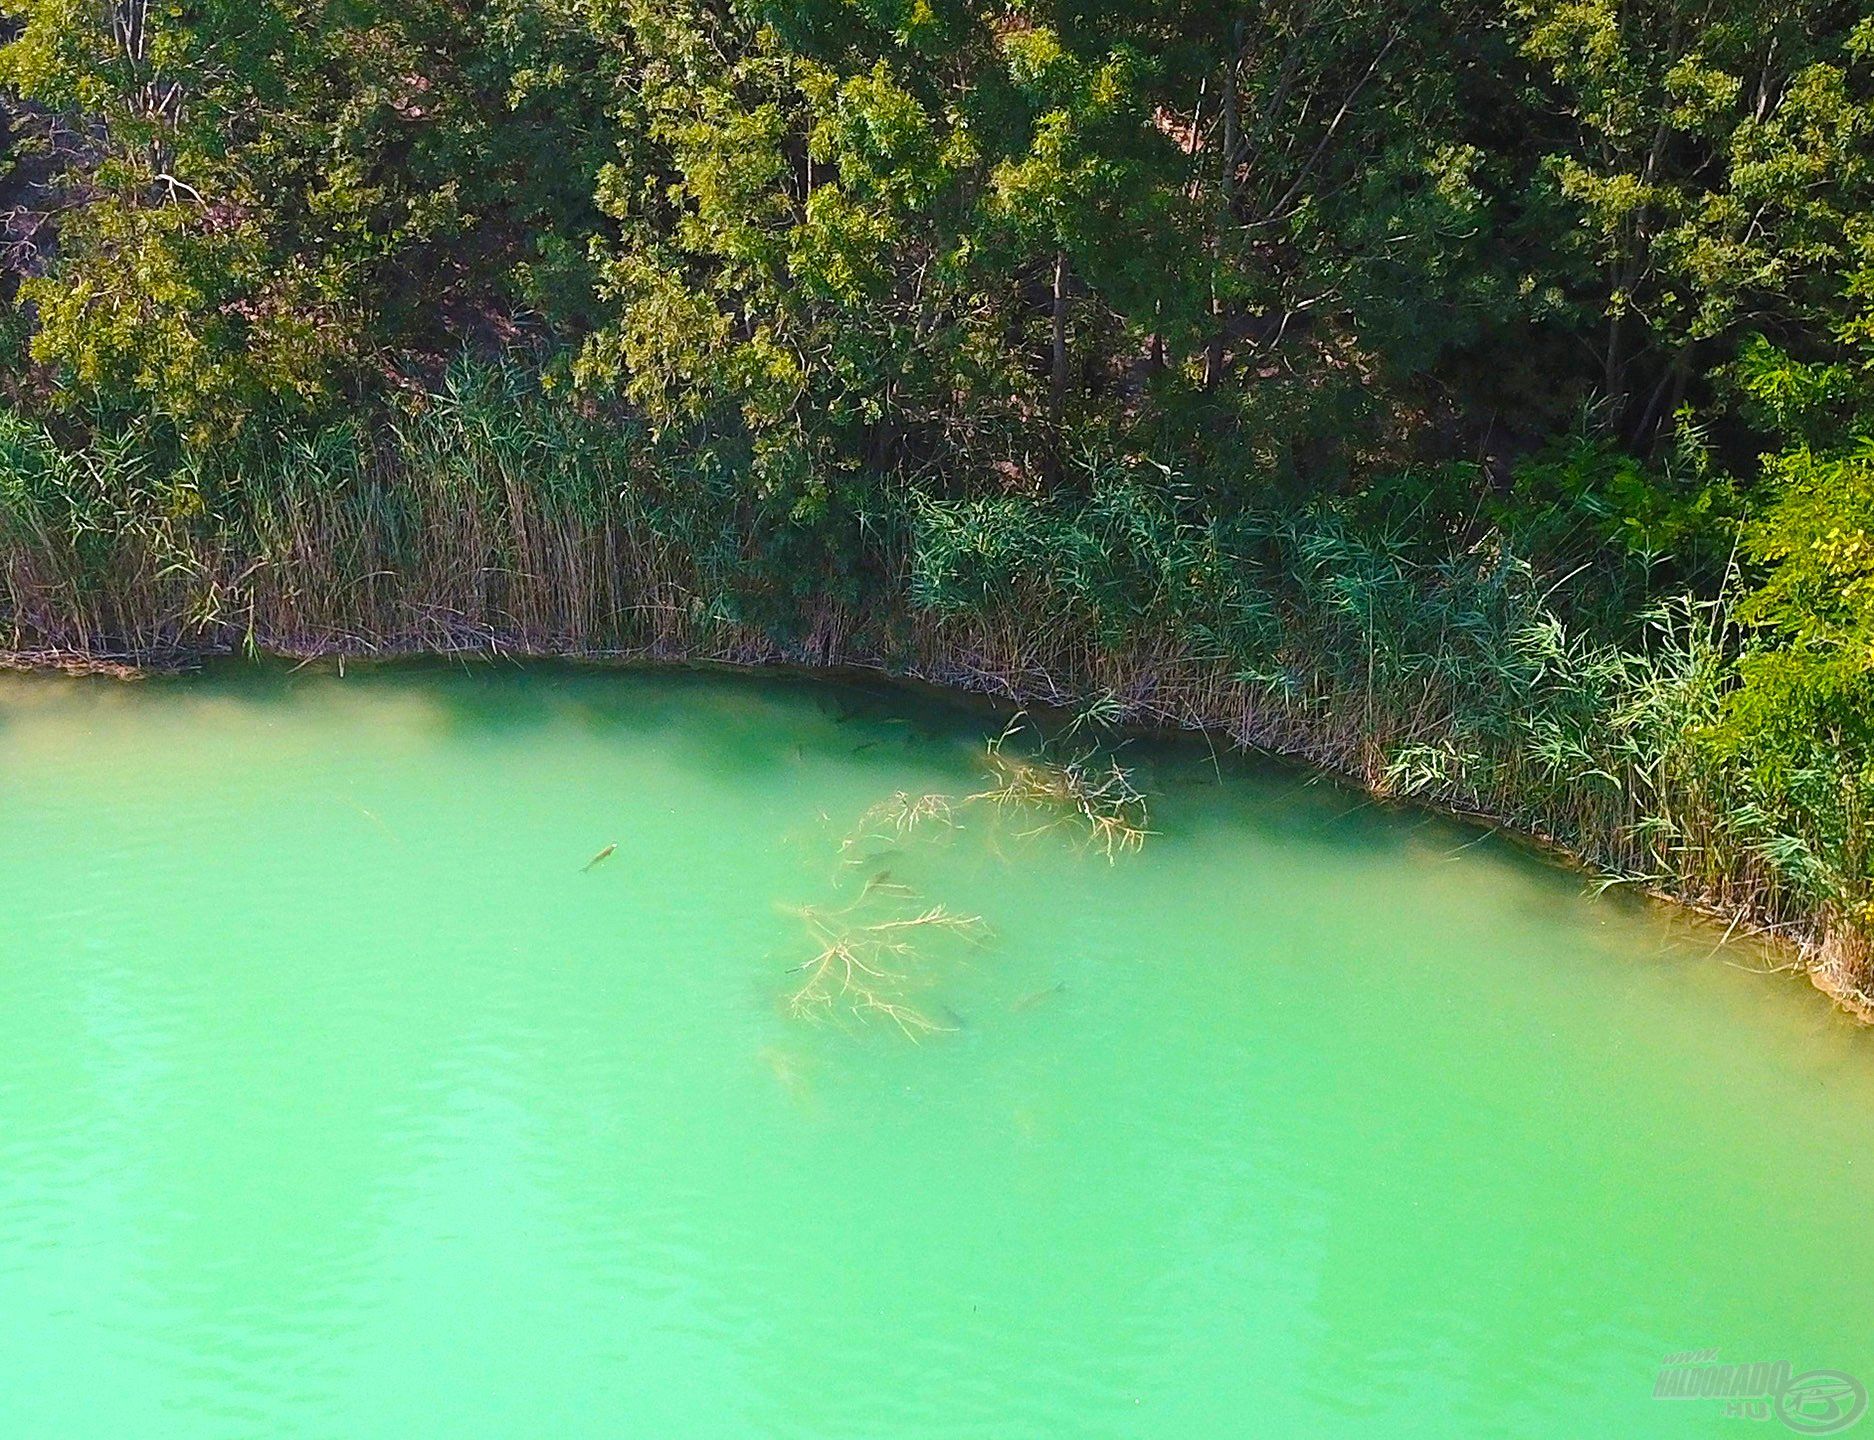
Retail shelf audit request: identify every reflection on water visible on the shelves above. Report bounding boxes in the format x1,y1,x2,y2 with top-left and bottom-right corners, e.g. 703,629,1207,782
0,663,1870,1439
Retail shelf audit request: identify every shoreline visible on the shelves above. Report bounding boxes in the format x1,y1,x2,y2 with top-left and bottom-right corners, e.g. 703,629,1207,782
6,633,1868,1028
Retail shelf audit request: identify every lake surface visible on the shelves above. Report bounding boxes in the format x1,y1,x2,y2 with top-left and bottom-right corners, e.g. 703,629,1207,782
1,665,1870,1438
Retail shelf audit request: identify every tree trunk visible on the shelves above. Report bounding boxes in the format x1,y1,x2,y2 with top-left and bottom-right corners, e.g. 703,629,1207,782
1204,19,1243,390
1050,248,1069,426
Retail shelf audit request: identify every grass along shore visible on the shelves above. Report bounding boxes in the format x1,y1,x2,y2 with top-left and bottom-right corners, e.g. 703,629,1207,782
2,370,1868,1020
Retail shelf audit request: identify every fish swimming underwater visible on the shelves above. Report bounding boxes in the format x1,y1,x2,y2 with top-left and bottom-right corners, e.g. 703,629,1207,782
860,868,919,900
580,842,617,873
1010,980,1067,1012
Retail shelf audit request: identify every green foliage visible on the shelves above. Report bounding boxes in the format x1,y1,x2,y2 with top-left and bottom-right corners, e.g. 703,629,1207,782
0,0,616,431
0,0,1868,483
1730,442,1874,761
1708,214,1874,941
1503,420,1739,584
1516,0,1874,442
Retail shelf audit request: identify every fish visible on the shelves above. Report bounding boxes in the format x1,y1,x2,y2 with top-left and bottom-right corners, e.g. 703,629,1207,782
580,842,617,873
1010,980,1067,1012
860,868,918,900
342,797,402,846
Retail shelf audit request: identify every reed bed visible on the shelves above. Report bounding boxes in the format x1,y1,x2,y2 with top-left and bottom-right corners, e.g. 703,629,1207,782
2,363,1867,1009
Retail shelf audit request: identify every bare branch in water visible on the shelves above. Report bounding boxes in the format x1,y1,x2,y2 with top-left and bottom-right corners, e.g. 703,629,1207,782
785,717,1145,1037
783,898,986,1037
968,726,1152,861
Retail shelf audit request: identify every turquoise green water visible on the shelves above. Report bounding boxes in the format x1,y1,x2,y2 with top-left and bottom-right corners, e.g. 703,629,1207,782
2,665,1871,1438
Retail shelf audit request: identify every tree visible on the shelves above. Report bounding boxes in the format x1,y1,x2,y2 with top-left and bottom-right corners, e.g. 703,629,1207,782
0,0,616,433
1517,0,1874,447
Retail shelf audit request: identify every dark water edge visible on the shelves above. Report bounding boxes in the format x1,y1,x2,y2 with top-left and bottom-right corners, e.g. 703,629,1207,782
3,638,1859,1032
